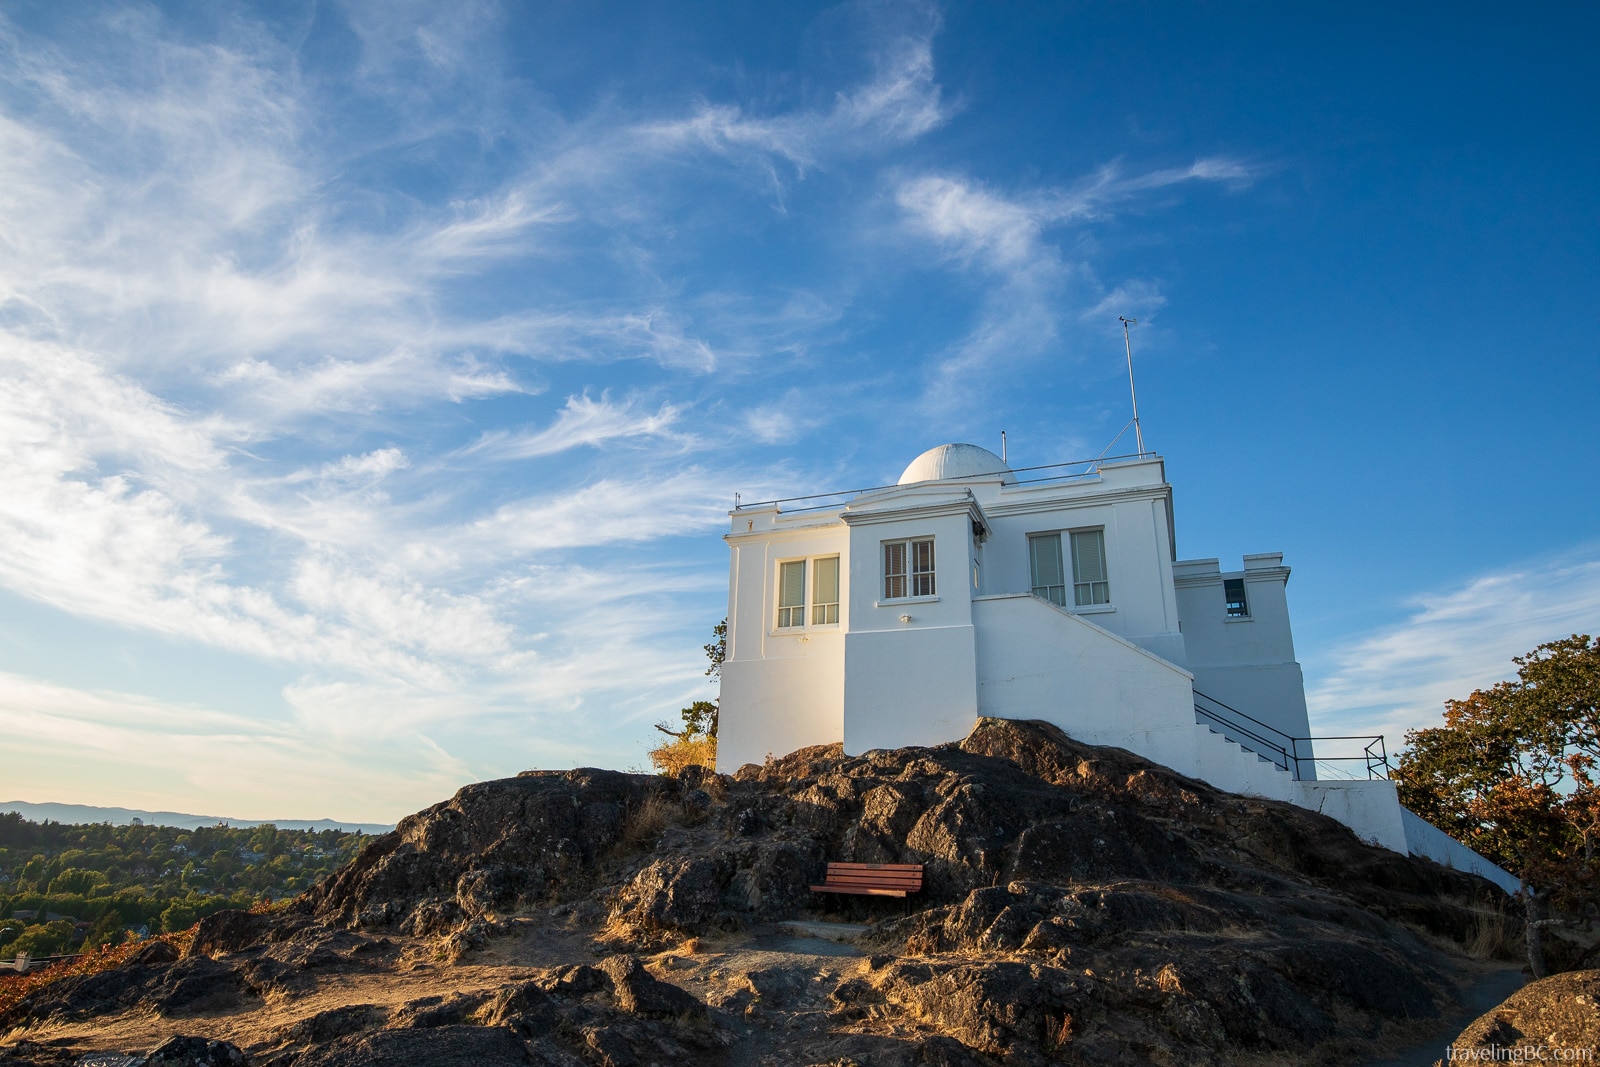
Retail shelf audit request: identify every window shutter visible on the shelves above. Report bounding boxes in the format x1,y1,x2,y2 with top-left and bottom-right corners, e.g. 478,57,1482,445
1070,530,1106,584
883,541,906,599
780,561,805,607
1030,534,1064,588
812,557,839,624
778,560,806,627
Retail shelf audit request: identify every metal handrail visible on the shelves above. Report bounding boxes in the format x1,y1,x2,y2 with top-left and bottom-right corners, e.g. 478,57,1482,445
1192,690,1387,782
732,451,1162,512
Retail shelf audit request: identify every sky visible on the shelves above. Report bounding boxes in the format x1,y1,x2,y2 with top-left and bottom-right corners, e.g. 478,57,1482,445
0,1,1595,823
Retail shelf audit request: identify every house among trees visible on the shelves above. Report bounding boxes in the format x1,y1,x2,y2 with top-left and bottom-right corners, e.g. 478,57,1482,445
718,442,1517,892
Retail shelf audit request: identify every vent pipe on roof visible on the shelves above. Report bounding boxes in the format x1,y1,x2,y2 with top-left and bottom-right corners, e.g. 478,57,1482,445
1000,430,1007,464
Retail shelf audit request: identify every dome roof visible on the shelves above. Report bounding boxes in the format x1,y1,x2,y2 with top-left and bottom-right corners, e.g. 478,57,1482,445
897,443,1016,485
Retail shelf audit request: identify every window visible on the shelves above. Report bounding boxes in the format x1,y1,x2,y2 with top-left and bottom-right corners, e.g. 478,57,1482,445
1224,577,1249,618
883,538,935,599
777,560,806,628
1029,533,1067,607
775,556,840,629
1069,529,1110,606
812,556,840,625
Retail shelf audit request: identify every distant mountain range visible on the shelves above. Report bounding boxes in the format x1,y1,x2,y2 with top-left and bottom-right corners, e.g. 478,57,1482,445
0,800,393,835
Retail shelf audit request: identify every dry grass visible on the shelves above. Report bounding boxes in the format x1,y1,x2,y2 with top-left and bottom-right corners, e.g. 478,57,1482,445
619,792,676,850
647,735,716,776
1462,901,1520,960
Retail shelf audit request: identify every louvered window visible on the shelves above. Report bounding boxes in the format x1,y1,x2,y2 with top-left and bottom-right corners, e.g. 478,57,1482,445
777,560,806,628
883,538,935,599
812,556,840,625
1029,533,1067,606
1070,529,1110,606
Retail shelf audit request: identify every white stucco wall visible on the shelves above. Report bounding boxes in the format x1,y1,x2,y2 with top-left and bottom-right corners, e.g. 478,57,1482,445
840,502,980,754
843,626,978,753
717,510,849,772
1175,554,1314,754
974,458,1185,663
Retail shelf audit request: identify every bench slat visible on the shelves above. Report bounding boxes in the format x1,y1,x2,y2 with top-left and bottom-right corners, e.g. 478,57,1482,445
810,860,925,898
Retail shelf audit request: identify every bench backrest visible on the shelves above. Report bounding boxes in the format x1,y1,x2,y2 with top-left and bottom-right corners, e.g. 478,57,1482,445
821,862,924,892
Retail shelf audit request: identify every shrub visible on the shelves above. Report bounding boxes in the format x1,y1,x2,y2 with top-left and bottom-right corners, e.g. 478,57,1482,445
648,735,716,776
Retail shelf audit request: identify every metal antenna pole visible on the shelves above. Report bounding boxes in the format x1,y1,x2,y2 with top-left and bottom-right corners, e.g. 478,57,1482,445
1119,316,1145,454
1000,430,1007,464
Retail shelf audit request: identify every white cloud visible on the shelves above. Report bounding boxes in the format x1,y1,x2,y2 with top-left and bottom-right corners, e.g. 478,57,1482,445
642,13,947,173
1306,550,1600,744
464,471,733,556
893,160,1252,407
461,393,682,462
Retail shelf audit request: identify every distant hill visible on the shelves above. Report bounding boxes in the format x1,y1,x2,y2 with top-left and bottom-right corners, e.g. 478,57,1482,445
0,800,393,835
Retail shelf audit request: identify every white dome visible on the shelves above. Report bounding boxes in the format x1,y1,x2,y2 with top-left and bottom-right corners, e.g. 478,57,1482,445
897,443,1015,485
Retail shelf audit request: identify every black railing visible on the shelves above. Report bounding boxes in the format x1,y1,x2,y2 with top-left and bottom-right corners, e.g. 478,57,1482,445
732,451,1163,514
1192,689,1389,782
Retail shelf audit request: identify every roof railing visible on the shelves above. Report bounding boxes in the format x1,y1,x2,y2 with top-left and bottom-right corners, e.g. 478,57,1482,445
732,450,1162,513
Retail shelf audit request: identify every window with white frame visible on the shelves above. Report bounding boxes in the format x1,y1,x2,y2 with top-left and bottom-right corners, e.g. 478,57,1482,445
882,537,935,599
777,560,806,628
1070,528,1110,606
1028,533,1067,607
774,555,840,630
812,556,840,624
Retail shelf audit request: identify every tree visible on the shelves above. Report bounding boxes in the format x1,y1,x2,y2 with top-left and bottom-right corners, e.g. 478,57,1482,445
648,619,726,775
1393,634,1600,976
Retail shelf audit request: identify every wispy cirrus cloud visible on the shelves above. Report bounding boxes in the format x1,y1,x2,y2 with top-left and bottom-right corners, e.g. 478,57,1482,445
1306,550,1600,744
460,393,684,462
642,7,947,174
893,160,1253,407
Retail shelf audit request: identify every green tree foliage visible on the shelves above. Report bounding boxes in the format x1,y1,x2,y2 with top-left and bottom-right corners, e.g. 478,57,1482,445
47,868,108,895
0,814,371,953
1393,634,1600,975
159,902,197,933
5,920,76,959
83,909,125,950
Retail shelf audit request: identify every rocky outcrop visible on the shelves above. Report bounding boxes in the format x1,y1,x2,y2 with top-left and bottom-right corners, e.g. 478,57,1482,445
296,768,670,932
1439,969,1599,1065
0,719,1519,1066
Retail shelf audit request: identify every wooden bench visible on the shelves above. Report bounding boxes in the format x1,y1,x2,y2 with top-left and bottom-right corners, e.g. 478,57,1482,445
809,862,924,898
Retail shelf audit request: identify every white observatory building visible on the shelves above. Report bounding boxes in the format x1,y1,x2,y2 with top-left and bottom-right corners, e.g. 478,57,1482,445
717,443,1516,891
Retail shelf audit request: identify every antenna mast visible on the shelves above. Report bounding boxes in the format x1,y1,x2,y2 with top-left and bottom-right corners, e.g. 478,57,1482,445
1119,316,1146,454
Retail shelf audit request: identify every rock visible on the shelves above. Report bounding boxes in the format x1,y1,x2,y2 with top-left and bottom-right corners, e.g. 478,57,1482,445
1440,969,1600,1065
292,1025,534,1067
533,963,609,997
149,957,247,1016
872,959,1088,1058
596,954,708,1019
126,940,181,966
279,1003,387,1044
187,910,277,959
614,857,723,932
297,769,667,932
391,992,488,1029
743,966,809,1007
142,1036,248,1067
475,981,560,1032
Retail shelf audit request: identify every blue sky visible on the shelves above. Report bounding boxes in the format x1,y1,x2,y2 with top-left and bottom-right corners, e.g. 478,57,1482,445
0,1,1595,822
